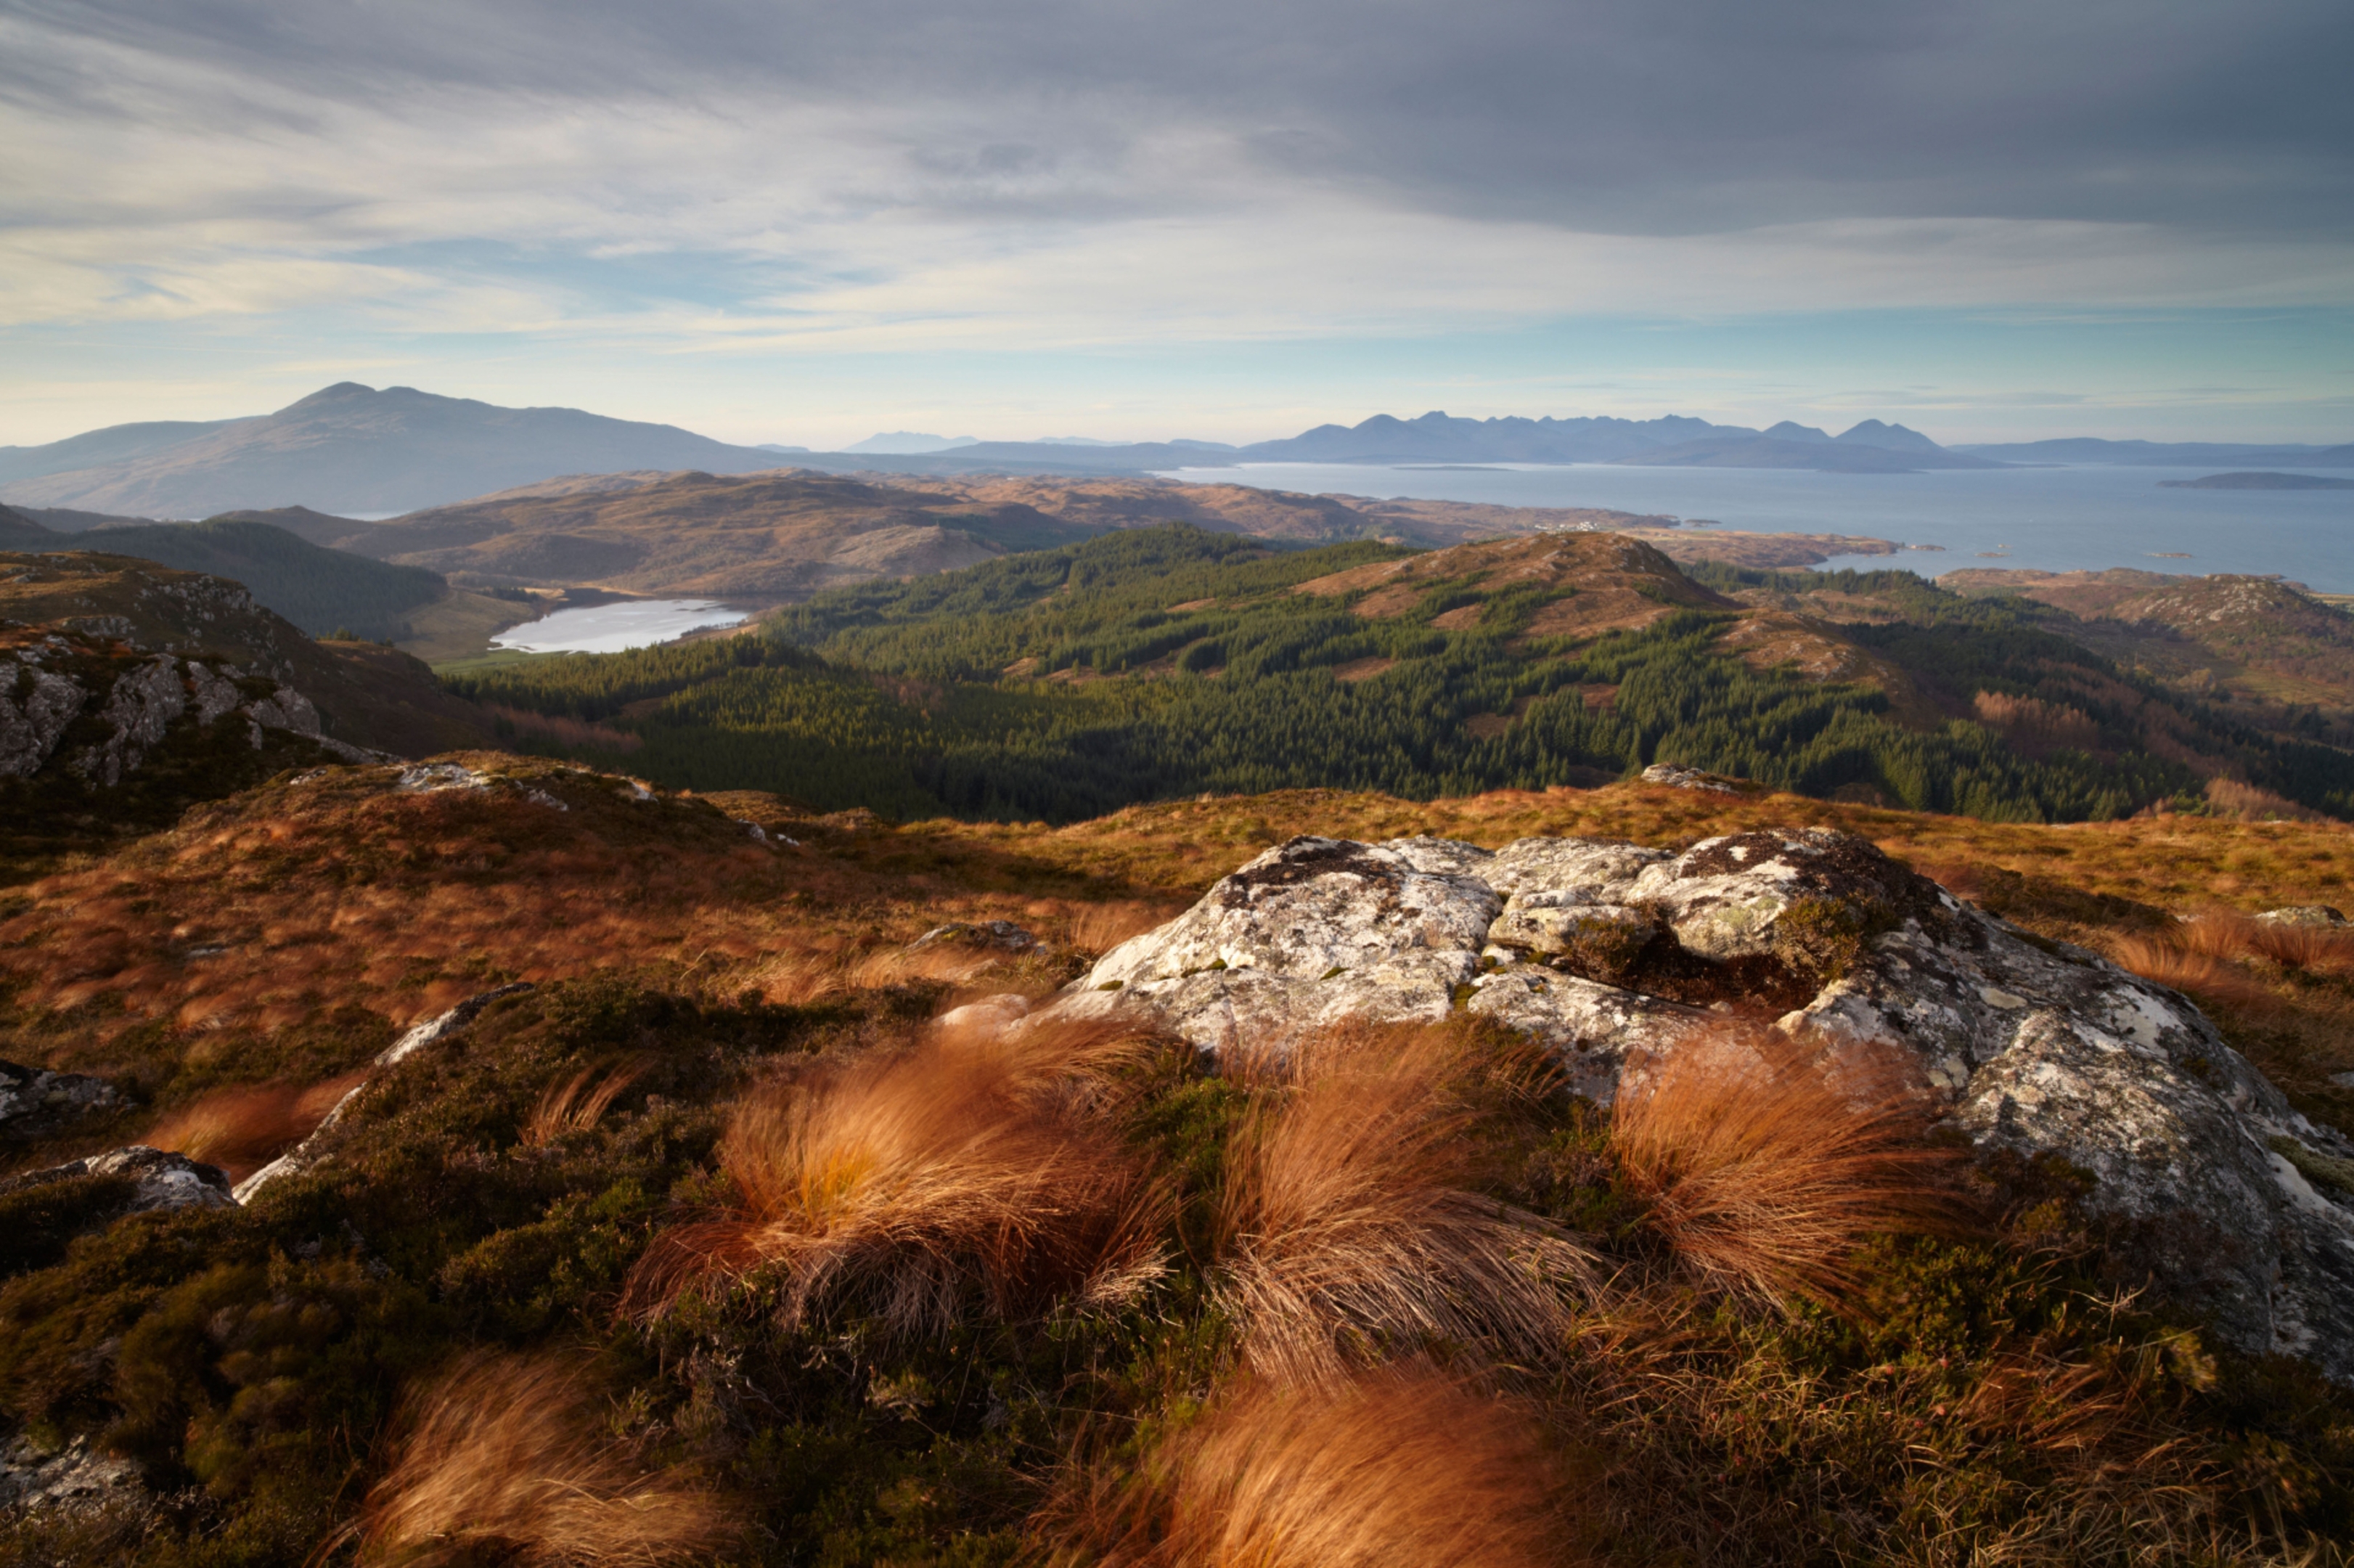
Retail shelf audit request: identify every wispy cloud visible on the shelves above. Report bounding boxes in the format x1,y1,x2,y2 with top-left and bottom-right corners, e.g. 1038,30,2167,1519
1,0,2349,442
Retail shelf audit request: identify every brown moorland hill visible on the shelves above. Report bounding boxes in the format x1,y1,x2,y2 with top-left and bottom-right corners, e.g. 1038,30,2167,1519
1290,532,1929,709
314,469,1105,600
1945,567,2354,716
307,467,1910,616
5,755,2354,1564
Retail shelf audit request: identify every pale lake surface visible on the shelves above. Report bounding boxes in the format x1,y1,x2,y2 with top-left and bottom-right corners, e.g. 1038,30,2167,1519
492,598,746,654
1153,462,2354,592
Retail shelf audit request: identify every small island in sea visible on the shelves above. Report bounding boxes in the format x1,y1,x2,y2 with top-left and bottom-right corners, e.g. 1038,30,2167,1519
2159,470,2354,490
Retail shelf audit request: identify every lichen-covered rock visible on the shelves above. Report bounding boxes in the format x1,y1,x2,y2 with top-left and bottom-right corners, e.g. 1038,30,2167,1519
1042,827,2354,1381
0,1060,124,1139
1640,762,1755,793
71,653,186,785
910,920,1040,954
1056,836,1500,1053
0,657,86,777
0,1432,145,1516
0,1147,234,1214
2259,905,2349,928
1,630,382,786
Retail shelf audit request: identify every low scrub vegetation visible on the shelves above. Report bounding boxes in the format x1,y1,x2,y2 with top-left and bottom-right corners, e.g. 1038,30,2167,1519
4,764,2353,1565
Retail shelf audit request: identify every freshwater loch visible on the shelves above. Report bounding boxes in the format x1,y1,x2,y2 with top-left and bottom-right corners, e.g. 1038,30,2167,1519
491,597,747,654
1158,462,2354,592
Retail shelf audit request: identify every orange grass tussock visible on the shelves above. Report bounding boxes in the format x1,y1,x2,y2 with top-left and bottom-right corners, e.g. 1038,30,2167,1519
624,1018,1169,1334
1214,1025,1595,1384
343,1351,731,1568
1039,1373,1574,1568
524,1056,654,1146
144,1072,364,1181
2103,935,2277,1012
1610,1031,1961,1309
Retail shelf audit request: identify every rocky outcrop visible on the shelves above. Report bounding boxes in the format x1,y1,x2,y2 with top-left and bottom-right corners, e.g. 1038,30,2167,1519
910,920,1041,954
0,660,85,776
0,1146,234,1214
236,983,535,1201
0,1432,145,1516
0,1060,124,1140
1042,830,2354,1381
1,630,383,785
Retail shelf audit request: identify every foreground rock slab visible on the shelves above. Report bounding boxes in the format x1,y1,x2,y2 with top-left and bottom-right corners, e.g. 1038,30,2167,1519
1040,830,2354,1382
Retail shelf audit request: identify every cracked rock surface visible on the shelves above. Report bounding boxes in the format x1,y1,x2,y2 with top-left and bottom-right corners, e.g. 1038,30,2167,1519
1042,828,2354,1382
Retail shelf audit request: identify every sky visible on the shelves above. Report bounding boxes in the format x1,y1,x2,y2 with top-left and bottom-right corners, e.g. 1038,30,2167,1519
3,0,2351,449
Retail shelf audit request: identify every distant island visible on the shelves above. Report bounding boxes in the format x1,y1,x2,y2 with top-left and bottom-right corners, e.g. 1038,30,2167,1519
2159,471,2354,491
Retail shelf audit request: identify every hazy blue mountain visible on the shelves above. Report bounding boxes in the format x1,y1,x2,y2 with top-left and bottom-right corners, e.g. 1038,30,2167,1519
840,432,982,454
0,417,249,489
1230,409,1748,464
1954,438,2354,467
12,505,165,532
1834,420,1947,454
0,383,792,517
1762,421,1832,443
1610,436,1996,473
2157,471,2354,491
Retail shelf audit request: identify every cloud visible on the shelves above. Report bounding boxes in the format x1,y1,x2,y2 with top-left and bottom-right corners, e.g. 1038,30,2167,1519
1,0,2348,443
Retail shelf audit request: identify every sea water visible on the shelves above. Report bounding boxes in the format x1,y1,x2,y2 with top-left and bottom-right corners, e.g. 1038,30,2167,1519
491,598,746,655
1153,462,2354,592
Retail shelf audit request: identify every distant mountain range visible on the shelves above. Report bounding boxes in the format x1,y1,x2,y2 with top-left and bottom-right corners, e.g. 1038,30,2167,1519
1951,438,2354,467
4,383,2348,518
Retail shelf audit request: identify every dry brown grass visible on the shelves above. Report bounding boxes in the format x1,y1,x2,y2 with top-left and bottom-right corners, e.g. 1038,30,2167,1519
623,1017,1168,1334
342,1351,730,1568
143,1072,363,1180
2173,910,2354,973
523,1057,653,1146
740,939,1024,1007
1213,1025,1595,1384
1038,1373,1574,1568
1067,899,1179,956
1610,1032,1961,1309
2104,934,2278,1011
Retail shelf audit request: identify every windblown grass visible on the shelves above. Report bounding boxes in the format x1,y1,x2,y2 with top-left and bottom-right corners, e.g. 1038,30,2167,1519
523,1055,653,1146
1610,1031,1961,1309
143,1072,362,1180
624,1017,1167,1333
2175,910,2354,974
1213,1025,1595,1384
2105,935,2277,1011
343,1351,730,1568
1039,1373,1572,1568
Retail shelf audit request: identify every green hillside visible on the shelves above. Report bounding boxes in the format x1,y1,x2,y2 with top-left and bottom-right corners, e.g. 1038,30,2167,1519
85,518,447,640
444,526,2354,825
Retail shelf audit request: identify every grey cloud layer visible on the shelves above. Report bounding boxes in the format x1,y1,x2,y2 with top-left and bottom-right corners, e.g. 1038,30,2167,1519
12,0,2351,239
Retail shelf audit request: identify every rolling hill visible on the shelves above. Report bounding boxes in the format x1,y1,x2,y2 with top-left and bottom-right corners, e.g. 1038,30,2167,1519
443,525,2354,825
1941,566,2354,721
290,468,1908,618
74,520,447,641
